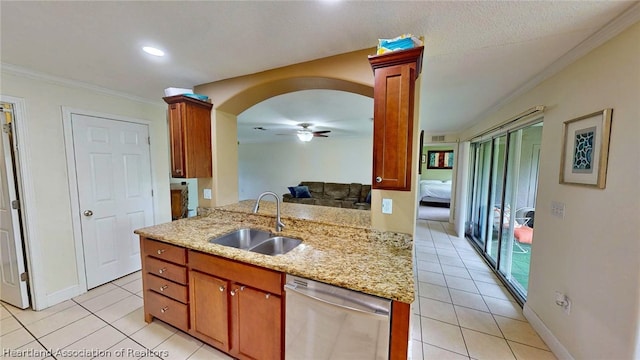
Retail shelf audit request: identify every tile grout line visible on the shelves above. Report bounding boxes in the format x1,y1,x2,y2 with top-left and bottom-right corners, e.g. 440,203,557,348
433,221,471,358
443,224,532,360
69,291,166,360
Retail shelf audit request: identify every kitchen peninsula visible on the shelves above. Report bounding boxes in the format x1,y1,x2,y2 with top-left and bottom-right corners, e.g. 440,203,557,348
135,200,414,359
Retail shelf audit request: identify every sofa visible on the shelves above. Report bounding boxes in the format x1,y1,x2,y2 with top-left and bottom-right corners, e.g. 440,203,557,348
283,181,371,210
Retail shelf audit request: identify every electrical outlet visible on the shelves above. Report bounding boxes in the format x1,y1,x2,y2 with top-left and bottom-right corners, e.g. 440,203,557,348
555,291,571,315
382,198,393,214
551,201,565,218
203,188,212,200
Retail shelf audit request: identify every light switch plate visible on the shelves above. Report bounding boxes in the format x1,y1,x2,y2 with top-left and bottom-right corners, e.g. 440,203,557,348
382,198,393,214
203,188,212,200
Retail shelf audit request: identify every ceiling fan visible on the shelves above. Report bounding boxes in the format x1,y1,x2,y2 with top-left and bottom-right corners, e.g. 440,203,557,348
277,123,331,142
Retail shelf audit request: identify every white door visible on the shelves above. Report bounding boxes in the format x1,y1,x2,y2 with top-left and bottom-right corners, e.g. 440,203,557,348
72,114,153,289
0,103,30,308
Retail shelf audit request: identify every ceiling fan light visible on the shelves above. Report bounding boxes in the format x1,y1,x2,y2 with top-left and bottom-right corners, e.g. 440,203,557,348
297,131,313,142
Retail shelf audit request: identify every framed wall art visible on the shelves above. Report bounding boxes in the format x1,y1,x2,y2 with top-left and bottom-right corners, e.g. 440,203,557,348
427,150,454,169
559,108,612,188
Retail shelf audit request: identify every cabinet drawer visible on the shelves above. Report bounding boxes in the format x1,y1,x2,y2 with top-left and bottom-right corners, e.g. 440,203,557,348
145,290,188,331
145,273,188,303
143,238,186,265
189,250,282,295
145,257,187,285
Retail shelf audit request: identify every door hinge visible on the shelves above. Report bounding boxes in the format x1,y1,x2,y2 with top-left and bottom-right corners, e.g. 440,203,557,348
20,272,28,282
2,124,11,134
148,137,151,145
11,200,20,210
151,189,154,197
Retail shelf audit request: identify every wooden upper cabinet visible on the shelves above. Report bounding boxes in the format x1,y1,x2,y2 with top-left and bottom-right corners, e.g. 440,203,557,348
369,47,424,191
163,95,213,178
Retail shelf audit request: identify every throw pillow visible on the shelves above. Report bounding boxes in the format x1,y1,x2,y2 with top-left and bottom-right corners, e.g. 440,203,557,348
294,185,311,198
365,190,371,204
288,185,312,198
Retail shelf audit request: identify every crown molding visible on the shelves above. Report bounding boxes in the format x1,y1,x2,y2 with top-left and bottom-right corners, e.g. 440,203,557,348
462,2,640,134
1,62,164,107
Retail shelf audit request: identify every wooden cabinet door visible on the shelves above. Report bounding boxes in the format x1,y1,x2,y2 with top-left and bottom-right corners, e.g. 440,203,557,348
372,63,415,190
231,285,282,360
164,95,213,178
168,102,186,178
369,46,423,191
189,271,230,352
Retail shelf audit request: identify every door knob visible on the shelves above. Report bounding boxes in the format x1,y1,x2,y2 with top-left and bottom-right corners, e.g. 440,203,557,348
83,210,94,217
375,176,382,183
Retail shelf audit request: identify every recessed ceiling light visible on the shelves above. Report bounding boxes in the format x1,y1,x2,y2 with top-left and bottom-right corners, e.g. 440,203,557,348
142,46,165,57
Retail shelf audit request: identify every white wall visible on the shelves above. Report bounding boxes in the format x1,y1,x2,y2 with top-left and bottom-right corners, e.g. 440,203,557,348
459,22,640,359
1,70,169,309
238,137,373,200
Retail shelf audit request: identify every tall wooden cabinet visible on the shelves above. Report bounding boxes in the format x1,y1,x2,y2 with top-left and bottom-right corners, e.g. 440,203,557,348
368,47,424,190
163,95,213,178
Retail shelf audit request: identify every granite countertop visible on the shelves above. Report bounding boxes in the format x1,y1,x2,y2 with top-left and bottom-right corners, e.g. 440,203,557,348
135,201,414,303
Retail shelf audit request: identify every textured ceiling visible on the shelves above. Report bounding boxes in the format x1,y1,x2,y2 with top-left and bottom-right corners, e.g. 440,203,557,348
1,1,636,139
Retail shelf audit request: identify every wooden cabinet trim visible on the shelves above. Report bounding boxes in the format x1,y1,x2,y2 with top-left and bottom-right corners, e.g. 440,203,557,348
188,250,282,295
389,301,410,360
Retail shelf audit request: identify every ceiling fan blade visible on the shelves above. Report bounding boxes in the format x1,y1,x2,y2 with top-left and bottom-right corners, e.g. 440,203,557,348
313,134,329,137
313,130,331,134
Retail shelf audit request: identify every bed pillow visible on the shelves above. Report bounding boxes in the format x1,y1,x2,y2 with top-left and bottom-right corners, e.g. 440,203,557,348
288,185,311,198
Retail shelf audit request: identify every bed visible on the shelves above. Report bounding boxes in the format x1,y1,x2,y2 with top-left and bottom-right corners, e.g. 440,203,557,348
419,180,452,207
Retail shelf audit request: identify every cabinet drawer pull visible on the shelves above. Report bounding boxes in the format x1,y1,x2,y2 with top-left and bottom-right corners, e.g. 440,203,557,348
376,176,382,183
159,285,168,292
157,249,166,255
160,306,169,313
239,285,245,291
265,293,270,299
230,289,237,296
158,268,167,274
219,286,225,292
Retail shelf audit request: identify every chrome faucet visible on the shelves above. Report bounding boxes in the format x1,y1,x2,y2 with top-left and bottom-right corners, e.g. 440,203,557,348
253,191,285,232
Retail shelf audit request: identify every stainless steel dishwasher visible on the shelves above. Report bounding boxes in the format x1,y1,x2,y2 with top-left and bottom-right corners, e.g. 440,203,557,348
284,274,392,359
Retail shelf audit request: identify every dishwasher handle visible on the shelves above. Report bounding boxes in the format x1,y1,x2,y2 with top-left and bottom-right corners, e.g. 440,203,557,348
284,284,390,320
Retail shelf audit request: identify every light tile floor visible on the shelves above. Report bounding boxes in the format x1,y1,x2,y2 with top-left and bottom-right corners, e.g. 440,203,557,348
1,220,556,360
1,271,232,360
411,219,556,360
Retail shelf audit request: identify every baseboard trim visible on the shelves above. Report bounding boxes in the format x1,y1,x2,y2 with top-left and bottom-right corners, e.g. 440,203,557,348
523,303,574,360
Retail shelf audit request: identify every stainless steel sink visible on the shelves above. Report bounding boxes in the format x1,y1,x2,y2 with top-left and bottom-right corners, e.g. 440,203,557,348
209,228,272,250
249,236,302,256
209,228,301,255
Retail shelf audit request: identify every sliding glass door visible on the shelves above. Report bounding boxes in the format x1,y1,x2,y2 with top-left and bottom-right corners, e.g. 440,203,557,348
466,121,543,300
487,135,507,264
467,141,491,250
